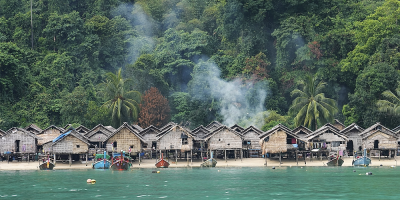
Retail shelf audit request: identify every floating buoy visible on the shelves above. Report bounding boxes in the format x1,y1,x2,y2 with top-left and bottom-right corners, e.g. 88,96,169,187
87,179,92,183
91,179,96,184
157,171,160,173
353,170,356,172
366,172,372,176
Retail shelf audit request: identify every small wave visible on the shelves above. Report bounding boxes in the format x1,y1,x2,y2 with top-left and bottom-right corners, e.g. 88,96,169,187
158,196,167,198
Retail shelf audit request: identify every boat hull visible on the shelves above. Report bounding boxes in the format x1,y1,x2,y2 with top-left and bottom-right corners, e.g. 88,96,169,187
353,157,371,166
110,160,131,171
201,158,217,167
326,157,344,166
92,160,111,169
155,159,170,168
39,162,55,170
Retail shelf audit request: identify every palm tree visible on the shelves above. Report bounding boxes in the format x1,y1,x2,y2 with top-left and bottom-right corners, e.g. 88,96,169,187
101,68,141,127
289,74,338,130
376,87,400,116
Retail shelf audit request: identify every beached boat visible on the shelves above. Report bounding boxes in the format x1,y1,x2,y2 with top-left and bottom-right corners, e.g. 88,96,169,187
39,155,54,170
155,153,170,168
110,151,131,171
92,151,111,169
326,154,344,166
201,151,217,167
353,148,371,166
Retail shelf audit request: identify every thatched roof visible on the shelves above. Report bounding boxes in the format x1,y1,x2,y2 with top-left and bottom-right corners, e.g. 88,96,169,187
104,126,116,132
159,122,177,132
191,125,210,140
52,128,90,146
105,122,146,142
339,123,364,135
75,125,90,135
85,124,114,139
63,124,72,130
204,125,242,141
24,124,42,134
392,125,400,134
307,124,347,141
139,125,160,136
333,119,346,130
358,122,397,139
41,125,65,134
230,124,244,133
0,129,5,136
292,125,312,136
259,124,294,140
205,121,223,132
241,125,263,136
131,124,143,133
157,124,194,140
5,127,41,140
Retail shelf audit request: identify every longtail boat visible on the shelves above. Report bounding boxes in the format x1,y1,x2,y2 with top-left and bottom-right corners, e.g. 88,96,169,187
201,151,217,167
110,151,131,171
353,148,371,166
326,154,344,166
155,153,170,168
93,151,111,169
39,154,54,170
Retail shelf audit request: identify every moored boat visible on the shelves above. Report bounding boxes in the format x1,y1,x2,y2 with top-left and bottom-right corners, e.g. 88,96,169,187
326,154,344,166
110,151,131,171
201,151,217,167
353,148,371,166
155,153,170,168
93,151,111,169
39,155,54,170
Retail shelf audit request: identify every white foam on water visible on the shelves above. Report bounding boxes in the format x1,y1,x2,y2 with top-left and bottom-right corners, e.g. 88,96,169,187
145,185,149,186
11,195,17,197
158,196,167,198
69,189,77,191
95,195,102,197
164,181,168,182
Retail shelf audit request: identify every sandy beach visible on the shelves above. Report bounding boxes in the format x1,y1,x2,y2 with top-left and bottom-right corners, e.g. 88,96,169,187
0,157,399,170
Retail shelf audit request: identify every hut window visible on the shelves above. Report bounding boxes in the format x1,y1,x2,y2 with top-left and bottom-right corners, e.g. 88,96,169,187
182,138,188,145
130,145,134,149
243,140,251,145
76,145,80,148
264,137,269,142
113,142,117,148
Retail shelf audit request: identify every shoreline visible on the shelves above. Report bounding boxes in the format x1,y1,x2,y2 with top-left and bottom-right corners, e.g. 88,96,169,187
0,157,398,170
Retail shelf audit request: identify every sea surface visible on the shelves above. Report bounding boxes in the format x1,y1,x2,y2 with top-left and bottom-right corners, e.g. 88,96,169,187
0,166,399,199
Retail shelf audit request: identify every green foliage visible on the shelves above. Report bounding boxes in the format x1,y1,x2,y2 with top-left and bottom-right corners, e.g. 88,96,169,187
342,104,358,126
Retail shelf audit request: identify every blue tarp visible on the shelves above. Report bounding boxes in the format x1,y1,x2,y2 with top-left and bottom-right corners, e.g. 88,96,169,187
52,130,72,143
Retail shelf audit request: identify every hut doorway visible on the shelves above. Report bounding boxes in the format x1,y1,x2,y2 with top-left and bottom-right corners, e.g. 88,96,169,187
15,140,20,152
347,140,354,155
374,140,379,149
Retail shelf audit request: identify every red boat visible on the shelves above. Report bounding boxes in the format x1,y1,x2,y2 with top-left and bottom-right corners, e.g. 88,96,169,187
110,151,131,171
155,153,170,168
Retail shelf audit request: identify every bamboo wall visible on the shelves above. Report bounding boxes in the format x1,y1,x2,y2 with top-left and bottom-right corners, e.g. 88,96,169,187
364,131,398,149
0,131,37,153
207,129,242,150
346,131,362,151
157,127,193,150
261,130,287,154
52,135,89,154
317,132,346,142
88,132,109,142
243,131,261,149
106,127,142,153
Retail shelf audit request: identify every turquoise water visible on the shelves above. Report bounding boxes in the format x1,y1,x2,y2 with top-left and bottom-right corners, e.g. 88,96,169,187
0,167,399,199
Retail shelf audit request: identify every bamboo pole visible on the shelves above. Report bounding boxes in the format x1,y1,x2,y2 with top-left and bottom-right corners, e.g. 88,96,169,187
54,154,56,166
225,148,227,163
175,149,177,165
85,153,88,166
190,149,192,166
279,151,281,167
296,150,298,166
69,153,71,167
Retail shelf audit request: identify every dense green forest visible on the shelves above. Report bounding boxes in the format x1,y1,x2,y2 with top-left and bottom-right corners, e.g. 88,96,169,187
1,0,400,131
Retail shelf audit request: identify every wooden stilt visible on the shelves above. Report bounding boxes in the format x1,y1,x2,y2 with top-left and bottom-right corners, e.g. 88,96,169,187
85,153,88,166
54,154,56,166
69,153,71,167
379,150,381,161
234,150,236,161
265,150,267,166
296,150,298,166
139,150,141,166
190,149,193,166
186,151,189,166
240,149,243,162
201,149,203,162
175,149,178,165
304,152,306,165
279,152,282,167
151,149,152,160
225,149,227,163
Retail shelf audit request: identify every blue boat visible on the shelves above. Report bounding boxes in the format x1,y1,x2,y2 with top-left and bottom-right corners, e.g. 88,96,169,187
92,151,111,169
352,148,371,166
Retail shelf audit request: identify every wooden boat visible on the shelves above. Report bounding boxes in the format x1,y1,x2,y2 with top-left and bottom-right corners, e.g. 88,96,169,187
155,153,170,168
201,151,217,167
326,154,344,166
353,148,371,166
39,155,54,170
110,151,131,171
93,151,111,169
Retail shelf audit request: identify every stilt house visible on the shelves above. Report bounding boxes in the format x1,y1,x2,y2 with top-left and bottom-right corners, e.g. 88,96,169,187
241,126,263,158
292,126,312,141
191,125,210,159
52,128,90,155
306,124,347,152
157,124,195,152
259,124,304,154
24,124,42,135
36,125,65,152
204,126,243,159
85,124,115,148
105,122,146,153
139,125,160,149
359,123,398,158
339,123,364,154
0,129,5,137
0,127,40,154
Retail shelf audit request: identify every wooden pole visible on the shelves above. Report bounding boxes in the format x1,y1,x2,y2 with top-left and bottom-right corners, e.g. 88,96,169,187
139,150,141,166
186,151,189,166
85,153,88,166
175,149,177,165
296,150,298,166
190,149,193,166
240,149,242,162
265,150,267,166
225,148,227,163
54,154,56,166
69,153,71,167
379,150,381,161
304,152,306,165
279,152,282,167
234,150,236,161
